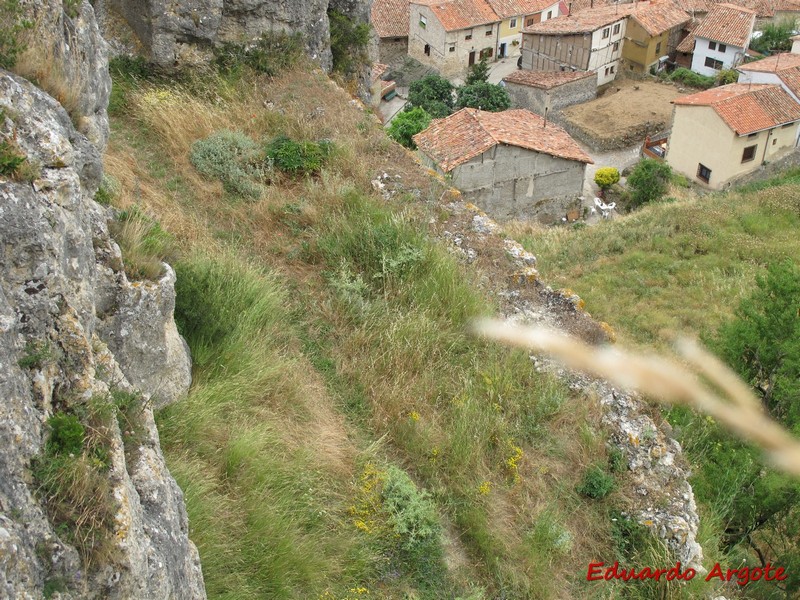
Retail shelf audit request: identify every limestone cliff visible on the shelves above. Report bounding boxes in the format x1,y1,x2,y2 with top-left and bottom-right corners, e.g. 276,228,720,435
0,67,205,598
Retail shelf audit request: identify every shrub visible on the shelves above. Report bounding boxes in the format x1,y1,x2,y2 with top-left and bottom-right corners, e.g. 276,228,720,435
265,135,333,176
408,74,455,118
669,67,714,89
328,9,370,75
594,167,620,192
577,466,615,499
626,158,672,208
387,107,431,149
465,56,490,85
110,206,177,280
750,19,797,55
17,340,53,369
455,81,511,112
213,32,304,78
0,0,32,69
0,139,26,177
45,414,85,456
716,68,738,85
190,130,266,198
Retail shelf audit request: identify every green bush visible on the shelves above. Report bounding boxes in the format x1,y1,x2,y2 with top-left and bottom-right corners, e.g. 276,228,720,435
328,9,370,75
455,82,511,112
17,340,53,369
46,414,85,456
387,107,431,149
594,167,620,192
110,206,177,280
408,74,455,118
669,67,715,89
0,0,32,70
577,466,615,499
750,19,797,55
465,56,490,85
213,32,304,78
627,158,672,208
716,68,738,85
0,139,26,177
265,135,333,176
190,130,266,198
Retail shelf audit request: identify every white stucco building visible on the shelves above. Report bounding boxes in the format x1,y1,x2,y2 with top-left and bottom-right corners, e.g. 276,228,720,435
688,3,755,76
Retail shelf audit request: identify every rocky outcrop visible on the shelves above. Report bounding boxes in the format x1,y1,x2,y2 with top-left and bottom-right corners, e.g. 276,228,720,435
0,69,204,598
18,0,111,150
103,0,335,69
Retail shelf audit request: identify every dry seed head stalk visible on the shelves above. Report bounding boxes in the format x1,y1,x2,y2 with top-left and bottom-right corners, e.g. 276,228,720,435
473,319,800,476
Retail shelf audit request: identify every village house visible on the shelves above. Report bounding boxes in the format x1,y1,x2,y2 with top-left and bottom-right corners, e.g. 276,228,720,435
409,0,502,76
371,0,411,64
737,52,800,139
520,4,633,86
665,84,800,189
413,108,593,222
502,69,596,114
680,3,756,76
621,1,690,73
487,0,564,57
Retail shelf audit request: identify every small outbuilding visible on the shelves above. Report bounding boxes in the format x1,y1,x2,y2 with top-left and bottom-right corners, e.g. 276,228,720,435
413,108,593,222
502,69,596,115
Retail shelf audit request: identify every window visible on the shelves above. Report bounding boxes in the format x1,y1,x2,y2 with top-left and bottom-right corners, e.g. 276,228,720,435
602,27,610,38
742,145,757,162
708,40,716,50
610,65,615,73
526,17,535,26
613,41,620,51
547,10,553,18
697,163,711,183
510,18,517,28
655,41,661,54
605,66,610,75
465,31,473,40
424,43,430,56
480,47,494,58
486,27,493,36
719,43,727,53
420,15,427,28
704,56,723,70
773,137,778,145
449,44,456,52
748,132,758,138
613,23,620,34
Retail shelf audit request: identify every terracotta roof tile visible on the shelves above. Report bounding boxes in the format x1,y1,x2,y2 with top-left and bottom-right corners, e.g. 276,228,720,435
778,67,800,98
372,0,411,38
738,52,800,72
523,3,634,33
672,0,711,14
691,3,755,48
413,0,500,30
503,68,594,87
673,83,800,134
413,108,592,171
629,1,690,35
371,63,389,82
486,0,560,18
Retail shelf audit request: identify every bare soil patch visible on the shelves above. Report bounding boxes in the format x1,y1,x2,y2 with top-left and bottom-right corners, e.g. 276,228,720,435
561,78,683,151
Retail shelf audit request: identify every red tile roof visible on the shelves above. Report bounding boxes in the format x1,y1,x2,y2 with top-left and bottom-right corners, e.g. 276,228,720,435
413,108,592,171
523,3,634,33
671,0,711,14
778,67,800,98
503,68,594,87
629,1,690,35
737,52,800,72
413,0,500,30
673,83,800,134
371,63,389,82
372,0,411,38
486,0,560,18
691,3,755,48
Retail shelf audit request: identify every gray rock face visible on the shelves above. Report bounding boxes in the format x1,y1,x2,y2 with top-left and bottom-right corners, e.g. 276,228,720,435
107,0,335,69
19,0,112,150
0,70,204,598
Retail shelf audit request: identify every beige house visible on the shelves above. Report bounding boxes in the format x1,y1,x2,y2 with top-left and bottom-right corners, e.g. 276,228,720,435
409,0,502,77
413,108,593,222
665,84,800,189
487,0,563,58
622,1,690,73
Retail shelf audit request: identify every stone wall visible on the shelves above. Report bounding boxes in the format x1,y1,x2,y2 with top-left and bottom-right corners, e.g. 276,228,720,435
506,77,596,115
434,144,586,223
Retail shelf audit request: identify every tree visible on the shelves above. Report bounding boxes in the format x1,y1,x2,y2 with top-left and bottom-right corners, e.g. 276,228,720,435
626,159,671,207
0,0,32,70
455,82,511,112
594,167,620,195
387,108,432,149
465,56,490,85
328,9,370,75
749,19,797,55
408,74,455,119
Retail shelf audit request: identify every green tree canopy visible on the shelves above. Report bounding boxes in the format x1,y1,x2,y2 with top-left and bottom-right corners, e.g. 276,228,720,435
455,82,511,112
626,159,672,207
407,74,455,119
594,167,620,192
387,107,432,149
465,57,490,85
749,19,797,55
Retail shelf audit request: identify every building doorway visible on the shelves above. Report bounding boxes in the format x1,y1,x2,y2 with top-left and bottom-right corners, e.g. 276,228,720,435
468,51,476,66
499,42,507,58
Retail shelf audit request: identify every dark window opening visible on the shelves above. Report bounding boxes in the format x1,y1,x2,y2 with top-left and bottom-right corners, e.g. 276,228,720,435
697,163,711,183
613,23,620,34
424,44,430,56
704,56,723,70
742,145,757,162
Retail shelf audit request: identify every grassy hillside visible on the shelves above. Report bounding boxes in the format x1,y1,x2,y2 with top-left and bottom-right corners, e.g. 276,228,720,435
509,181,800,349
98,56,693,599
